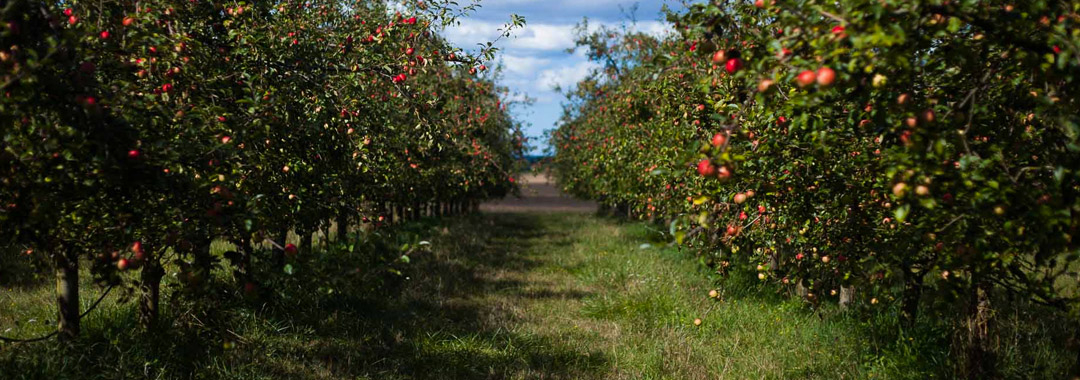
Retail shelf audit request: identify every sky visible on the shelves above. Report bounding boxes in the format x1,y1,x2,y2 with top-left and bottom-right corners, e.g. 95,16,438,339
440,0,682,155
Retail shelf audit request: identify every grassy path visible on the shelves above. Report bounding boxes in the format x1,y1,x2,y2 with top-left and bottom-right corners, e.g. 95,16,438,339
1,211,874,379
364,212,868,379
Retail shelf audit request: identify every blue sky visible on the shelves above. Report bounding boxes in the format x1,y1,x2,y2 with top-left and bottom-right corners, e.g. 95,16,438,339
441,0,681,155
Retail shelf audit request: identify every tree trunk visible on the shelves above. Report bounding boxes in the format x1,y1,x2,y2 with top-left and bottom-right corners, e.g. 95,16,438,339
319,224,328,249
795,280,808,299
900,268,925,328
232,239,252,283
274,228,289,270
1071,321,1080,376
139,251,164,330
301,227,314,254
336,210,349,241
961,283,995,379
839,285,855,310
55,251,80,340
191,236,214,294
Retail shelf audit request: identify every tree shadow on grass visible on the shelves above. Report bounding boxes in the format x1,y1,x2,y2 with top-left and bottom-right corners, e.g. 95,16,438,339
0,213,604,380
220,212,607,379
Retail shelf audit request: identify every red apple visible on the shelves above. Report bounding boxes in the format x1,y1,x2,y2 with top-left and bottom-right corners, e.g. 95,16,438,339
921,109,936,123
284,243,298,257
796,70,816,87
123,17,135,27
711,132,726,147
716,165,732,180
243,282,257,297
711,50,727,64
816,67,836,86
757,78,774,92
117,258,130,270
734,193,747,204
724,58,742,74
696,159,716,177
892,182,907,197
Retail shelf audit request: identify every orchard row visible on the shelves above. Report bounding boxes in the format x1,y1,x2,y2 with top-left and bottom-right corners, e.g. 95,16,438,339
1,0,523,340
551,0,1080,373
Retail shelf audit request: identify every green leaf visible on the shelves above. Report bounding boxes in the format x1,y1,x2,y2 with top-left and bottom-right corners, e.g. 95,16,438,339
895,204,910,223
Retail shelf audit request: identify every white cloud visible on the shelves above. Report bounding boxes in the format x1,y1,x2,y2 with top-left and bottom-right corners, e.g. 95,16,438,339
631,20,671,36
514,23,578,51
444,20,578,52
499,54,551,76
537,59,600,92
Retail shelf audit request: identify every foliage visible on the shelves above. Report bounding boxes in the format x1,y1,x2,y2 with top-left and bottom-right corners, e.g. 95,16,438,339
0,0,524,340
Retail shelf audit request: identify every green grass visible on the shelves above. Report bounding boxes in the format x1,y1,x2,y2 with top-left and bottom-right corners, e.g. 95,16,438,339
1,212,1070,379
